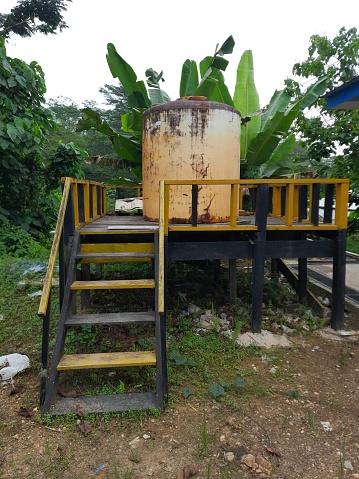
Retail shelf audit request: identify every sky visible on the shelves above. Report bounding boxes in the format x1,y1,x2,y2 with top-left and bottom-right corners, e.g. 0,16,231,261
3,0,359,109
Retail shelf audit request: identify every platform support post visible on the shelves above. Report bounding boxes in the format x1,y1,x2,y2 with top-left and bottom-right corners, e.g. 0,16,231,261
252,184,269,333
81,264,91,309
229,259,237,306
298,233,308,305
331,229,346,330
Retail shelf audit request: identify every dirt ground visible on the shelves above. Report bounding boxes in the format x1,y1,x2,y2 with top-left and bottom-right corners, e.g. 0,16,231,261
1,313,359,479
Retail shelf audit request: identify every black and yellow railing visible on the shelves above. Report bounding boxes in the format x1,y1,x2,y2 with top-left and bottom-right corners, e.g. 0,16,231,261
38,177,107,404
159,178,350,234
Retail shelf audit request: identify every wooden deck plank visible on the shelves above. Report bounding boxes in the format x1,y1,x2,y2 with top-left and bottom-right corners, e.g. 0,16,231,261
57,351,156,370
71,279,155,290
77,214,341,235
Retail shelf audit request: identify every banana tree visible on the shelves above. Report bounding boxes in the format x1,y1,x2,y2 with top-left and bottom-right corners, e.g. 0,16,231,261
76,37,235,181
232,49,328,178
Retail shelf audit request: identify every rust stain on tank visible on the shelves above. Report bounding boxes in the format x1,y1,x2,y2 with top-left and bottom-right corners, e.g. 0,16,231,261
189,107,209,141
190,153,209,178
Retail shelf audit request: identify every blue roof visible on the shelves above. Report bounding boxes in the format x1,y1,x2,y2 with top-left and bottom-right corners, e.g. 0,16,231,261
325,77,359,109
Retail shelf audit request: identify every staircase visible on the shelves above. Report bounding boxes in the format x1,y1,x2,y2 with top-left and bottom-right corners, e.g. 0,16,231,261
41,226,167,416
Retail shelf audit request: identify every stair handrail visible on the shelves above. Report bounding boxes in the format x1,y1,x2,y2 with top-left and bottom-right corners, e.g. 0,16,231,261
38,177,71,318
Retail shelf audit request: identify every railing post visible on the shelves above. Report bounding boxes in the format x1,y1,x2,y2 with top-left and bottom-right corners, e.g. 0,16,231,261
285,183,294,226
310,183,320,226
298,185,308,222
271,186,281,217
158,181,166,313
191,184,198,227
230,183,239,227
59,184,75,310
335,181,349,229
252,183,269,333
323,183,334,224
39,293,51,406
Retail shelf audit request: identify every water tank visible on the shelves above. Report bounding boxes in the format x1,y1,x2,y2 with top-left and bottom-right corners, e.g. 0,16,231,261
142,97,241,223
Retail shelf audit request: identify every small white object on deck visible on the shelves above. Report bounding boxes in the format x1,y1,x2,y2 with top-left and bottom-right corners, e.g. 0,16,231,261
115,197,143,213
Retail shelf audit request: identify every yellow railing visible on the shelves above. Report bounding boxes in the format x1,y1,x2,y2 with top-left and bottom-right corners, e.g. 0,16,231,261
70,178,107,229
38,178,107,317
38,178,71,317
159,178,350,235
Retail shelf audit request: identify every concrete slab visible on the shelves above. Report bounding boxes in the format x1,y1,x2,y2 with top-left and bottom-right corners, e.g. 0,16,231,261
236,330,292,349
317,327,359,341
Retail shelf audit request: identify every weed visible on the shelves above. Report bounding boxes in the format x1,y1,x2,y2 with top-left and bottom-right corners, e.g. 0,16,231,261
338,436,347,479
338,349,351,368
113,468,133,479
307,410,319,436
286,389,300,398
198,413,211,457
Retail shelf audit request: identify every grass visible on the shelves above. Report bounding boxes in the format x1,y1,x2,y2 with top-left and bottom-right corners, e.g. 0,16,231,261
346,234,359,254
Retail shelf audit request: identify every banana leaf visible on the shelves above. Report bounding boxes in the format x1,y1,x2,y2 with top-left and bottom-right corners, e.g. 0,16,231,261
127,81,152,108
196,57,233,105
106,43,151,108
217,35,235,55
121,109,143,134
298,76,328,111
112,133,142,165
261,134,296,177
76,108,115,136
246,102,300,168
76,108,141,165
106,176,141,186
148,88,171,104
180,59,199,97
146,69,171,104
261,90,291,131
233,50,261,160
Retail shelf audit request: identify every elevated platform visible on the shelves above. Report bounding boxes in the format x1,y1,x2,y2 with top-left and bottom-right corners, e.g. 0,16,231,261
37,177,350,415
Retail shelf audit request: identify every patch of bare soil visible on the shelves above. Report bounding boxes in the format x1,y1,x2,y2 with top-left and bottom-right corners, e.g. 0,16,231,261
1,314,359,479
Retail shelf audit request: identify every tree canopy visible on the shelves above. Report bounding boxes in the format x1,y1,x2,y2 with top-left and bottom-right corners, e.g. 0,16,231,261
0,0,71,38
286,27,359,191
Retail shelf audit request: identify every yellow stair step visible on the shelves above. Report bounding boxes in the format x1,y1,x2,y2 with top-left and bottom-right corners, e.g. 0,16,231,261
71,279,155,290
57,351,156,370
79,243,154,254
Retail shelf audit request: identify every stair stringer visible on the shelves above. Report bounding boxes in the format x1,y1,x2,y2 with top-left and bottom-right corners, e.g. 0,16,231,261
41,232,81,415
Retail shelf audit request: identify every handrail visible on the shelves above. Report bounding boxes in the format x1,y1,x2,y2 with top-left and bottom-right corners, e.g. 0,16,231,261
159,178,350,235
38,178,71,317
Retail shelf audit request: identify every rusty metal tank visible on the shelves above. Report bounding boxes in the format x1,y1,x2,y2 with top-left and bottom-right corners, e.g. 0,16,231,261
142,97,241,223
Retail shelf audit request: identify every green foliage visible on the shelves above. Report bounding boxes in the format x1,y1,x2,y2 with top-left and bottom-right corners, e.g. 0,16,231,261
182,387,191,399
0,39,61,235
0,0,70,38
209,383,225,400
346,233,359,253
233,49,261,159
181,36,235,105
239,73,327,178
286,389,300,398
287,27,359,191
45,141,86,190
0,222,51,258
